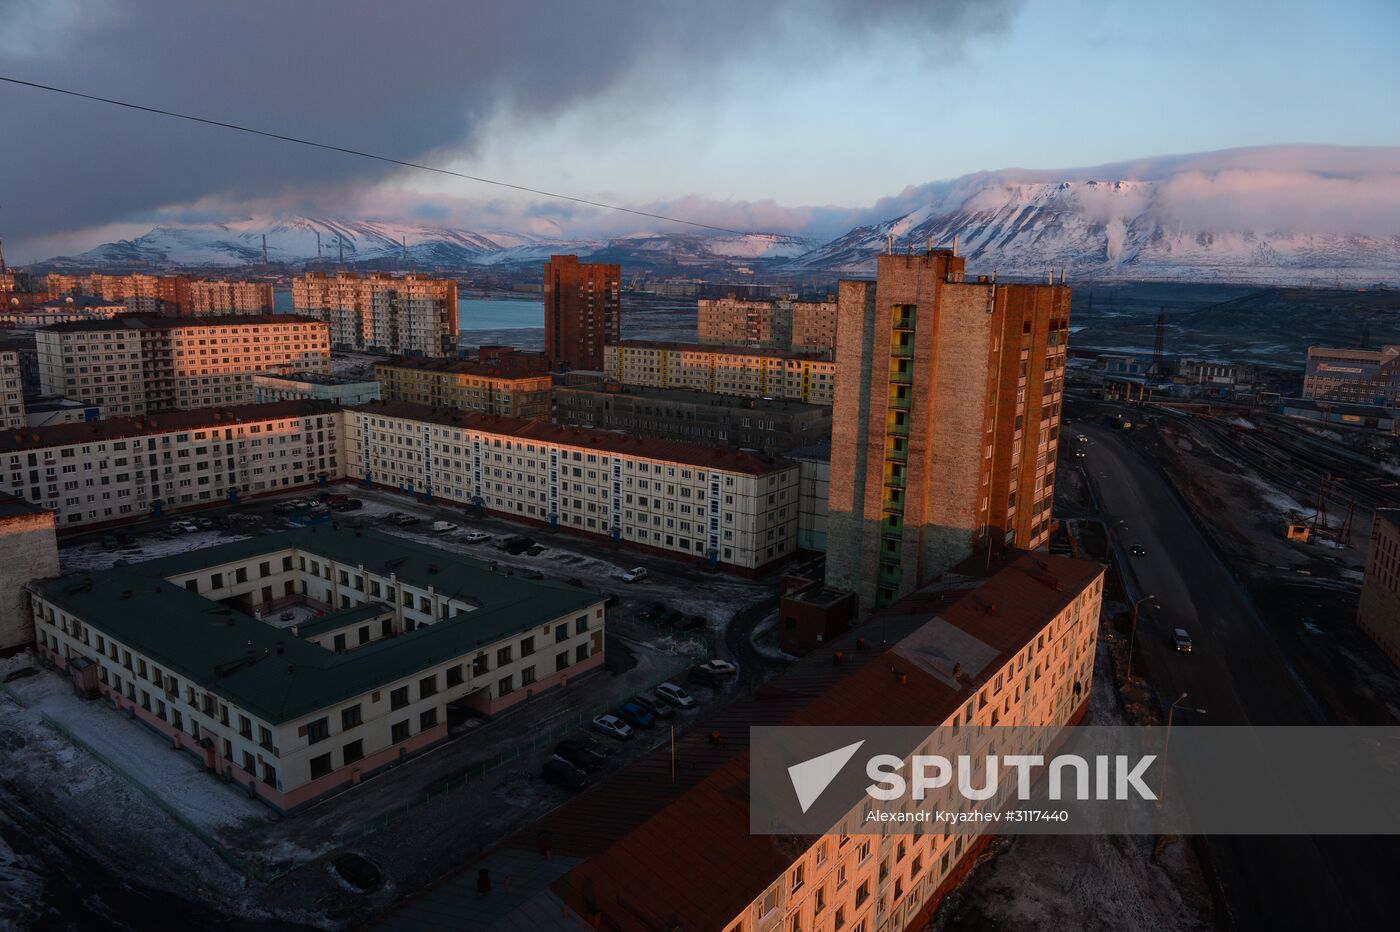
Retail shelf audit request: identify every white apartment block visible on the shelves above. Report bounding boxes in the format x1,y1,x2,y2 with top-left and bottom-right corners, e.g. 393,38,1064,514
605,340,837,406
1,346,24,429
344,400,800,571
291,272,459,357
28,526,605,811
35,314,330,415
0,400,340,529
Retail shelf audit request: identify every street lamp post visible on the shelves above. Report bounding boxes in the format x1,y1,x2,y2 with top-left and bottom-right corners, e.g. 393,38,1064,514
1125,593,1155,680
1160,692,1207,805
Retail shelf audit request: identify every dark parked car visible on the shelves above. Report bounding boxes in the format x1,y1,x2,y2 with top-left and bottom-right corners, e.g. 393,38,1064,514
541,758,588,791
631,693,674,720
332,853,382,890
638,602,666,622
554,739,606,772
331,498,364,512
498,535,535,555
688,664,726,688
613,702,656,730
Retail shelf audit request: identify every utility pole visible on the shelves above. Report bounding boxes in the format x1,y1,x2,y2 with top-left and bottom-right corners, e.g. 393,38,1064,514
1340,499,1356,547
1311,475,1330,535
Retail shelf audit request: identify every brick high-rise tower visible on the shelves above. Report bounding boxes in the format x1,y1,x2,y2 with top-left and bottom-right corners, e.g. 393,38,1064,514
544,255,620,370
825,250,1070,611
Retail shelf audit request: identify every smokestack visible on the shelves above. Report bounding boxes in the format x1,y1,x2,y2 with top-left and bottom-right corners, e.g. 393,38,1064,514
316,231,321,259
1047,270,1054,285
886,233,893,255
951,234,958,256
261,234,268,265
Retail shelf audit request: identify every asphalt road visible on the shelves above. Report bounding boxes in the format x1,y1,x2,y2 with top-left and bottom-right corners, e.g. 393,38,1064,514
1072,416,1400,931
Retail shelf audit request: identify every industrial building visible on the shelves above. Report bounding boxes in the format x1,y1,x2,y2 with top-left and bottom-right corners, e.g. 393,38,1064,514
553,381,832,454
1302,345,1400,406
1358,509,1400,666
291,272,459,357
381,550,1104,930
544,255,621,370
604,340,837,405
826,250,1069,611
343,400,798,571
27,527,605,811
374,356,552,418
35,314,329,415
0,400,340,529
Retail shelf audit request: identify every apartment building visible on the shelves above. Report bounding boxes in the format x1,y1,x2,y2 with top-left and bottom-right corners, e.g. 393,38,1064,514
605,340,837,405
374,356,552,418
45,273,274,315
291,272,459,357
1,344,24,429
0,400,340,529
391,550,1104,930
0,493,59,652
544,255,621,370
35,314,330,415
698,297,839,352
827,250,1070,611
344,400,799,571
1358,509,1400,666
554,381,832,454
253,372,381,406
1302,345,1400,406
28,526,604,811
0,295,129,329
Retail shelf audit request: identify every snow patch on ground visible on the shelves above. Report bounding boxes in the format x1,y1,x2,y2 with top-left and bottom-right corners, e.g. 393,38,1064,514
61,530,250,574
1243,475,1306,516
750,612,798,662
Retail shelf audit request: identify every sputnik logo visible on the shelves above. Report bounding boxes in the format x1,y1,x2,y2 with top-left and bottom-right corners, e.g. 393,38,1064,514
787,740,865,813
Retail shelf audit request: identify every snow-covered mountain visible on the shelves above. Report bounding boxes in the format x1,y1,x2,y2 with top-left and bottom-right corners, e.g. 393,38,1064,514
787,147,1400,283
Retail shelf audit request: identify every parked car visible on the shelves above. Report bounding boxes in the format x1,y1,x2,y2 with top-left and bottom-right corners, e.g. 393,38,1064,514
613,702,656,730
631,693,674,720
620,566,648,583
1173,628,1194,652
696,659,737,676
498,535,535,554
331,498,363,512
394,514,420,526
592,714,633,740
687,664,726,688
332,853,382,891
655,682,696,709
431,520,459,533
1130,544,1147,557
169,520,198,534
460,531,491,544
638,602,666,622
554,739,606,772
541,758,588,791
192,517,215,529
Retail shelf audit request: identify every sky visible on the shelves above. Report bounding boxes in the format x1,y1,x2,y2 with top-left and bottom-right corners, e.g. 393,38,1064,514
1,0,1398,260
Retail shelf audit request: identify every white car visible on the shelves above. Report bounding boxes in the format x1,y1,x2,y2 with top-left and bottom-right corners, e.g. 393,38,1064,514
697,659,737,676
655,682,696,709
431,520,459,533
458,530,491,543
592,714,633,740
620,566,648,583
170,520,199,534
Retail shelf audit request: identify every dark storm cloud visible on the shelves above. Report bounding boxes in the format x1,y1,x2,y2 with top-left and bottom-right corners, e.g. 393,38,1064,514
0,0,1020,241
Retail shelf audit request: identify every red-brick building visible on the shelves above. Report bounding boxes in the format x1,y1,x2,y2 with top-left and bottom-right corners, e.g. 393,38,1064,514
543,255,620,371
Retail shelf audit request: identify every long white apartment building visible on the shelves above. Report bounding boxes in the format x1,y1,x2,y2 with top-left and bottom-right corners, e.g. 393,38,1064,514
29,527,605,811
35,314,330,415
344,400,799,571
604,340,837,405
0,400,340,529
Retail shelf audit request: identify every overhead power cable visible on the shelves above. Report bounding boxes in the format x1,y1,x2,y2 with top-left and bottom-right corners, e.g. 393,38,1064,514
0,74,762,237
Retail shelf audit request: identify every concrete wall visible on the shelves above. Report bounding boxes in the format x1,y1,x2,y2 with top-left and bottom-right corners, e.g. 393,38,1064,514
0,508,59,652
1358,511,1400,666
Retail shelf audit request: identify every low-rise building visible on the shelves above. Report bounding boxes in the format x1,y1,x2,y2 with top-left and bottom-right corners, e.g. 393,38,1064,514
253,371,381,406
24,396,103,427
27,527,605,810
344,400,799,571
0,400,340,530
554,381,832,454
374,357,552,418
1358,509,1400,666
0,295,129,328
36,314,330,415
387,550,1105,930
1303,345,1400,406
0,493,59,653
604,340,837,405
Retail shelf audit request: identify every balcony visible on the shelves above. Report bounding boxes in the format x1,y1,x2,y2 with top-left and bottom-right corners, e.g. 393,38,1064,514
890,341,914,357
887,392,912,410
877,561,902,585
880,514,903,537
889,366,913,385
892,310,916,331
885,441,907,462
886,420,909,438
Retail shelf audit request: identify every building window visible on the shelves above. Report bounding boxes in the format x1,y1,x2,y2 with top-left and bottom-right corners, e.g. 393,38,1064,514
309,752,333,780
446,665,463,687
419,674,437,698
341,705,362,730
306,717,329,744
390,686,409,710
390,719,411,743
342,739,364,765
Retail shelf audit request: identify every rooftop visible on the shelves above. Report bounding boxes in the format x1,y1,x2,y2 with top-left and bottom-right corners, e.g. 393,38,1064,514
24,396,96,413
348,400,795,475
0,490,51,520
610,339,833,361
0,400,339,453
377,551,1104,931
254,370,380,387
34,295,128,310
373,356,551,381
30,526,602,724
37,313,324,333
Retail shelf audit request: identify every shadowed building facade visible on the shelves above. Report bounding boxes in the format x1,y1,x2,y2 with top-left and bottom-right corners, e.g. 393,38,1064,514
826,250,1070,611
543,255,620,371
